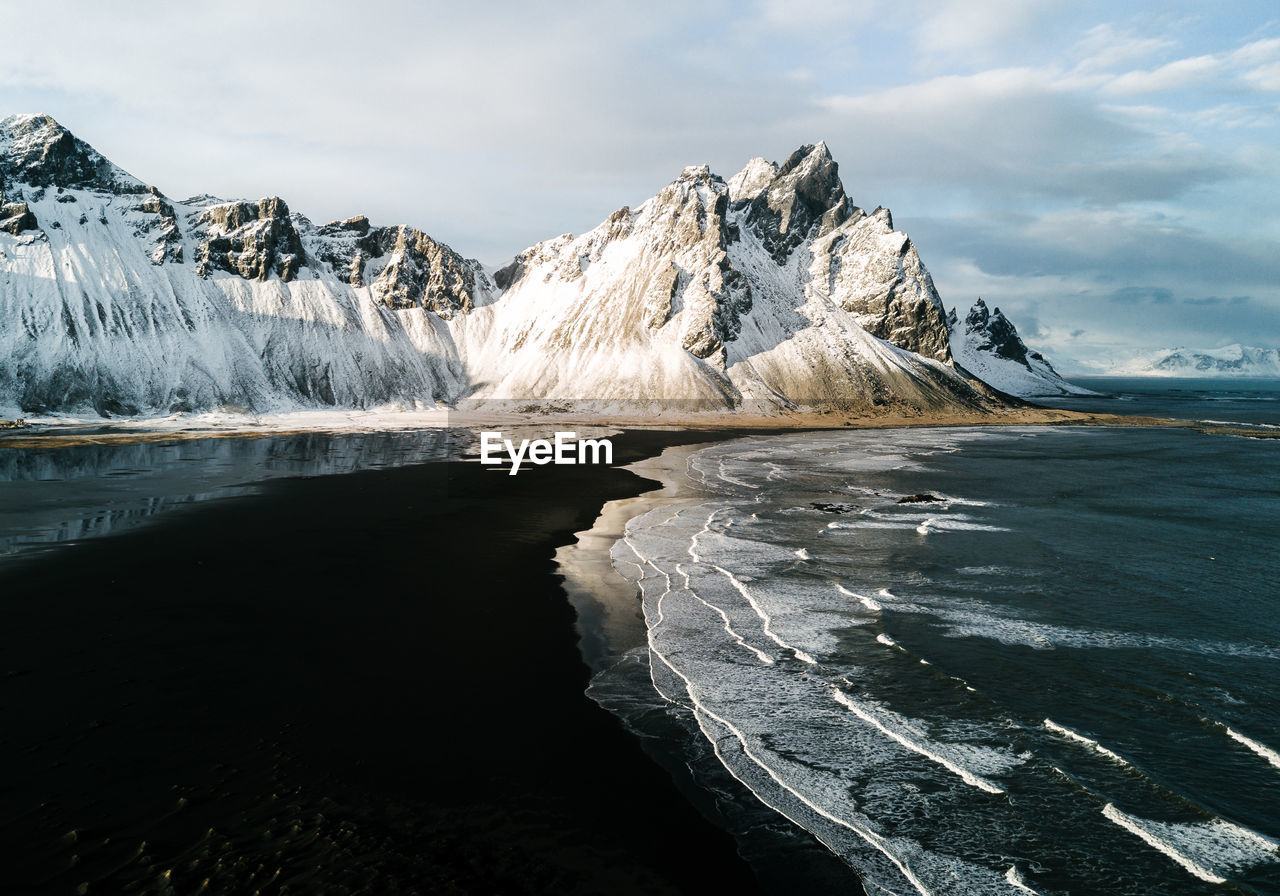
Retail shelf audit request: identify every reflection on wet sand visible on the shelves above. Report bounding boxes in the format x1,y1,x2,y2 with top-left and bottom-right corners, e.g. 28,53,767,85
0,429,469,562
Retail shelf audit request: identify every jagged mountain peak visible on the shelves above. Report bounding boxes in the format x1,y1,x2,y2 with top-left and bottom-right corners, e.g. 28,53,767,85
774,142,842,204
0,113,147,195
180,193,229,208
961,298,1028,364
738,141,850,264
948,298,1088,397
727,157,778,201
677,163,721,183
869,205,893,229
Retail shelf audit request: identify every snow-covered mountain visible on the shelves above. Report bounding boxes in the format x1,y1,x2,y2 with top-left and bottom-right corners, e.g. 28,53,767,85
947,299,1092,397
459,146,995,413
1,115,1060,418
1110,345,1280,378
0,115,490,417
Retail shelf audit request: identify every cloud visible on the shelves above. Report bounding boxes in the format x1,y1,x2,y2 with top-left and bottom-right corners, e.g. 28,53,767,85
0,2,828,255
815,68,1239,205
1102,54,1224,95
748,0,876,31
912,0,1068,58
1243,60,1280,91
1182,295,1251,306
1097,34,1280,96
1110,286,1174,304
912,205,1280,289
1069,24,1176,73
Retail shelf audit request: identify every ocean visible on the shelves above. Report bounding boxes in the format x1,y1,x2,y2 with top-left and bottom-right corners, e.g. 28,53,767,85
578,378,1280,895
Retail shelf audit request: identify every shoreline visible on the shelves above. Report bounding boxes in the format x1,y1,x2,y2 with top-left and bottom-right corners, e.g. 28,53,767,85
558,437,870,894
3,404,1278,451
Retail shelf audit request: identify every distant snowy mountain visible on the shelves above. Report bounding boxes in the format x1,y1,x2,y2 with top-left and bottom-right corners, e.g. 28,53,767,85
947,299,1092,397
1,115,1059,418
1110,345,1280,378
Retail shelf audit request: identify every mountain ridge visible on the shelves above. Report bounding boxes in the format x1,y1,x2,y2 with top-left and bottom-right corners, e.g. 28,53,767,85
0,114,1075,418
1110,344,1280,378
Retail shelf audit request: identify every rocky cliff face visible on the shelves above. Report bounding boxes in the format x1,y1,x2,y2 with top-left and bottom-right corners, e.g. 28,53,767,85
955,299,1029,364
947,299,1090,397
735,143,852,263
0,201,38,235
0,114,146,195
193,197,304,281
310,218,480,319
1,114,1052,417
728,144,951,363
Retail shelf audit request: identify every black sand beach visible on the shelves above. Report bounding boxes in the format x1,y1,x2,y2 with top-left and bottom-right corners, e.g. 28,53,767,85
0,429,789,895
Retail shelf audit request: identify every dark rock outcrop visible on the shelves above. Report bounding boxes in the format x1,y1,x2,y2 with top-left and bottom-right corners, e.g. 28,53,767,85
0,201,38,235
195,197,303,281
0,114,146,195
825,207,952,363
736,142,851,263
135,187,183,263
367,226,478,319
660,165,752,361
314,218,478,319
725,146,951,363
955,299,1031,366
314,215,375,285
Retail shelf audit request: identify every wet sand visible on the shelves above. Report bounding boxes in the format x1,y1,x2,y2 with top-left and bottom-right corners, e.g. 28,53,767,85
0,429,796,895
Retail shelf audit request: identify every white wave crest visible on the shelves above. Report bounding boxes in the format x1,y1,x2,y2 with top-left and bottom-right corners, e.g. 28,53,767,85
675,563,775,665
1102,804,1279,884
832,690,1005,794
838,584,883,612
1043,719,1131,767
916,518,1010,535
645,646,941,896
1004,866,1042,894
714,565,817,665
1223,724,1280,771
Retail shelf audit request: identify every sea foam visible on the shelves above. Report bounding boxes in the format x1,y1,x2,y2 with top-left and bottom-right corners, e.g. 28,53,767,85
1043,719,1131,767
1102,804,1279,884
1222,724,1280,771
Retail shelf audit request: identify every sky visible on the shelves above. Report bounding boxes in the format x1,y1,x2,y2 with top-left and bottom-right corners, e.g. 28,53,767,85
3,0,1277,369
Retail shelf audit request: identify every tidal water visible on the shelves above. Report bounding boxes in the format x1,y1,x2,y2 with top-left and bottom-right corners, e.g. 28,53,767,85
1059,375,1280,428
0,429,470,565
597,382,1280,895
